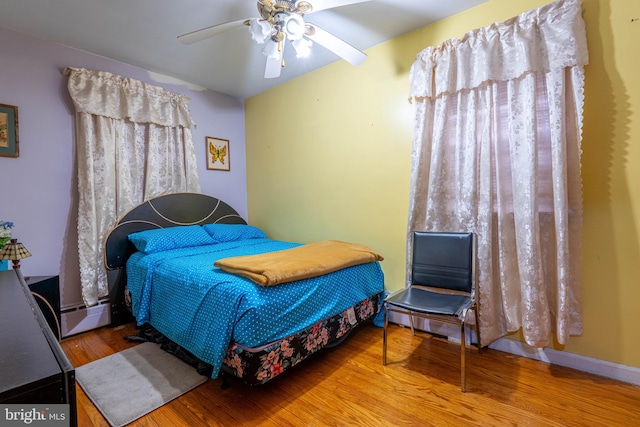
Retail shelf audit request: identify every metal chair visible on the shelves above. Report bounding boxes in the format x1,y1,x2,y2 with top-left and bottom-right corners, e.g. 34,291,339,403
383,231,481,392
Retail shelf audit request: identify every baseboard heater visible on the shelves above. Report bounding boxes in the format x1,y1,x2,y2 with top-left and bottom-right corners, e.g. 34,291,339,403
60,298,111,338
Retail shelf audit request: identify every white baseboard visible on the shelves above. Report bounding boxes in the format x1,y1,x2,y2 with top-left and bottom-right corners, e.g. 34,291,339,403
61,299,111,337
388,312,640,387
488,338,640,387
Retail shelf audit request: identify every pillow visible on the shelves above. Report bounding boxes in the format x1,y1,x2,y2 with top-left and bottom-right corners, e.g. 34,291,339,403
202,224,267,243
128,225,214,254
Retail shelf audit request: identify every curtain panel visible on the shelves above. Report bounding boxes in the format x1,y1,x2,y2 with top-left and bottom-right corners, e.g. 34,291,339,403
66,67,201,306
407,0,588,347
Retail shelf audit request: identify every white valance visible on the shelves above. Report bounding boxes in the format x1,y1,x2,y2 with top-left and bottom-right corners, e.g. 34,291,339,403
64,67,195,128
409,0,589,101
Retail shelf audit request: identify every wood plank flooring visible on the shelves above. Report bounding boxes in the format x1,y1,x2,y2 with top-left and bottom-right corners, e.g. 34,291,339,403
60,323,640,426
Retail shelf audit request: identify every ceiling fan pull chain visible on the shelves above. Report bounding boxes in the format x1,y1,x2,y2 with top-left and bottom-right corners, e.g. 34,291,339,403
279,41,285,68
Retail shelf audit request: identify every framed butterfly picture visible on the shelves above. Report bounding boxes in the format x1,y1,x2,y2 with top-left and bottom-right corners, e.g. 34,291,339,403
206,136,230,171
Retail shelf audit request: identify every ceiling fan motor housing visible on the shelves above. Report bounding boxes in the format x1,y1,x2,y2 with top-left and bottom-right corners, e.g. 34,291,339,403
258,0,303,19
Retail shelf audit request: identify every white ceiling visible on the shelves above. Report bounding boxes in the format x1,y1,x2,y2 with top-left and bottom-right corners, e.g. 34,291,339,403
0,0,488,99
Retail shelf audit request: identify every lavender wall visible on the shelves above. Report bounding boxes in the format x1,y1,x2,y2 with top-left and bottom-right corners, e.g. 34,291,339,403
0,26,247,310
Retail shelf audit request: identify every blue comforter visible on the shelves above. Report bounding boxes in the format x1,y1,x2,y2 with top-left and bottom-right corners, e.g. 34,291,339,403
126,238,384,377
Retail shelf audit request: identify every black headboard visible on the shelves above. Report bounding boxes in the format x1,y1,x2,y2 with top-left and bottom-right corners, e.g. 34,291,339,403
103,192,247,270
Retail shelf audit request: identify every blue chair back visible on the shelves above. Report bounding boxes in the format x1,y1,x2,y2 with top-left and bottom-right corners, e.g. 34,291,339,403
411,231,474,293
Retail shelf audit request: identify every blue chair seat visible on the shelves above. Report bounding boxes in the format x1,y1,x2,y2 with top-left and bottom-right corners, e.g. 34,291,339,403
385,287,472,317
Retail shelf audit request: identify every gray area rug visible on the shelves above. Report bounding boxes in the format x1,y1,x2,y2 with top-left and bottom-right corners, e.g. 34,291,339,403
76,342,208,426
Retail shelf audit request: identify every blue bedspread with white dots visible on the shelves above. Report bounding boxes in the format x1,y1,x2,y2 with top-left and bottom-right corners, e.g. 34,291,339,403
126,238,384,377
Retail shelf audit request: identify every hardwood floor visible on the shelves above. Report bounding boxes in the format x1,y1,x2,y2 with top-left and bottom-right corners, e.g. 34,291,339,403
60,323,640,426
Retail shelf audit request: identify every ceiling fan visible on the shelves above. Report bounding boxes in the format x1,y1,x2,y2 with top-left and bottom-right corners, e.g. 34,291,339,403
177,0,370,79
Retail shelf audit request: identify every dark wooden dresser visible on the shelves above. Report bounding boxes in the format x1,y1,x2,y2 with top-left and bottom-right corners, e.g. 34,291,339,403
0,269,76,426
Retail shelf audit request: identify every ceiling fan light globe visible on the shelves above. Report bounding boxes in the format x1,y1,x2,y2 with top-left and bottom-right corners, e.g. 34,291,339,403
249,18,271,44
292,37,312,58
284,13,305,40
262,39,281,59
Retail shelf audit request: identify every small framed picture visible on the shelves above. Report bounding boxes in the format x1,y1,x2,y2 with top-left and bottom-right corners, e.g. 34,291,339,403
0,103,19,158
206,136,230,171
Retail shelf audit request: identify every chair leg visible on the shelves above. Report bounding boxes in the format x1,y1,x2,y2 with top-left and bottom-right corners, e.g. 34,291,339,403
382,305,388,365
408,312,416,336
460,321,466,393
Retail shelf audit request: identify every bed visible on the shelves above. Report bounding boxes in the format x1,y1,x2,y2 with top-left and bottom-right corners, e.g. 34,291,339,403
104,192,385,386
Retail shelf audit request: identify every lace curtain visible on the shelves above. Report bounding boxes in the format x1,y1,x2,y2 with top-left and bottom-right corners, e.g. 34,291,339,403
66,67,201,306
407,0,588,347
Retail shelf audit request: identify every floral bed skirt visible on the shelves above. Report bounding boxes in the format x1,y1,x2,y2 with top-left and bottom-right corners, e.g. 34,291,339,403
222,292,382,385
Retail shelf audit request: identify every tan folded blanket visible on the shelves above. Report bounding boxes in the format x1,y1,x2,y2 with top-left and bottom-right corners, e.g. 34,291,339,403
214,240,384,286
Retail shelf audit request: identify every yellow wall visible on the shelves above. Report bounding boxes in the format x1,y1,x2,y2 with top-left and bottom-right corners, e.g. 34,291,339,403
245,0,640,369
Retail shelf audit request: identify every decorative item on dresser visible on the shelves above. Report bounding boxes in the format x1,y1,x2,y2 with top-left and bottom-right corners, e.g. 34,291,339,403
0,238,32,269
0,270,77,426
0,219,14,270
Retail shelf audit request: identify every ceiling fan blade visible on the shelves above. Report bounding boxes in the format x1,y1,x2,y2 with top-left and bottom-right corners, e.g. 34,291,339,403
299,0,372,13
304,23,366,66
264,41,285,79
178,19,248,45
